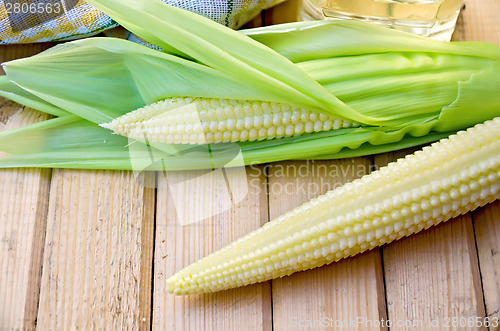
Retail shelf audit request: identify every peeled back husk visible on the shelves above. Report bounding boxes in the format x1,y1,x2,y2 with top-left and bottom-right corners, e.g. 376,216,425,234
0,0,500,170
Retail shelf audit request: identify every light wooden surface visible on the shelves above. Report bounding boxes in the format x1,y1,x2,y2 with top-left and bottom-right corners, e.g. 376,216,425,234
0,106,51,330
153,167,272,330
35,169,155,330
267,160,387,331
1,0,499,330
474,203,500,323
375,150,486,330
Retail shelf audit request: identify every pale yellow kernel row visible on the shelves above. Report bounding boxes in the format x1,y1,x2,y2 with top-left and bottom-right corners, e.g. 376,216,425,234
102,97,357,144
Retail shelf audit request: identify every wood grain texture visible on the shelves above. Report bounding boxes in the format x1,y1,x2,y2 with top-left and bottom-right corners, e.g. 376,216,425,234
452,0,500,43
264,0,300,25
268,159,388,331
243,10,263,28
36,170,155,330
376,2,500,326
454,0,500,327
473,202,500,322
0,43,54,75
383,215,485,330
0,0,499,330
375,150,486,330
153,166,272,330
0,104,51,330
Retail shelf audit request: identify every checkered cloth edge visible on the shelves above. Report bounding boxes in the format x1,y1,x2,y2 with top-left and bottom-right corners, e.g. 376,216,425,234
0,0,284,44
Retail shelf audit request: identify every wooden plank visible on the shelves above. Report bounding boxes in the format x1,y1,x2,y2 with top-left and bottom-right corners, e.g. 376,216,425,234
452,0,500,43
473,202,500,322
0,43,54,75
268,159,388,331
383,215,485,330
36,170,155,330
0,102,51,330
265,0,300,25
153,165,272,330
456,0,500,326
379,0,500,327
243,10,263,28
375,149,486,330
0,43,55,330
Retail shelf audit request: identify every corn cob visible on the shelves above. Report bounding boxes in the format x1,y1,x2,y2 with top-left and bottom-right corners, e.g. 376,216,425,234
101,97,358,144
166,117,500,295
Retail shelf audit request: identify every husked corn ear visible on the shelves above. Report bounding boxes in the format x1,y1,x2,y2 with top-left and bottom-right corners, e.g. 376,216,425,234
166,117,500,295
102,97,358,144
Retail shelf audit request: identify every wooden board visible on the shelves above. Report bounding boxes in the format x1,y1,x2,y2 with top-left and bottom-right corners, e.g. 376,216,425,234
473,202,500,322
0,42,55,331
153,166,271,330
35,170,155,330
0,0,499,329
0,105,51,330
375,149,486,330
268,160,387,331
457,0,500,327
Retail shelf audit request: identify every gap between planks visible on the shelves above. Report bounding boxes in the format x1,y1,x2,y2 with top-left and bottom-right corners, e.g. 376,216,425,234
0,103,52,330
267,159,388,331
0,42,55,330
372,1,500,329
153,166,272,331
375,148,486,331
34,169,155,330
1,0,500,330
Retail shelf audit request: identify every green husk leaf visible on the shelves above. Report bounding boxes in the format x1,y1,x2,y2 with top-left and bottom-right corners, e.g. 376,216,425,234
0,112,450,171
1,0,500,171
242,20,500,62
0,76,69,117
82,0,377,124
436,64,500,131
297,52,500,128
5,34,500,130
6,37,316,124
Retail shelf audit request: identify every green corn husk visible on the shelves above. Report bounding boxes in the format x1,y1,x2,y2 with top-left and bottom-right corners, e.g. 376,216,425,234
0,0,500,171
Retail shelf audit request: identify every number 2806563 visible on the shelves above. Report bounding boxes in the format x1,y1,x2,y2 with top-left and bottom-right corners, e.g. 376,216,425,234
5,2,62,14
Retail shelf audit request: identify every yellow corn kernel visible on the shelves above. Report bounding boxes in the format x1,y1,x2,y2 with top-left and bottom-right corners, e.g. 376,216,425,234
166,117,500,295
101,97,358,144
